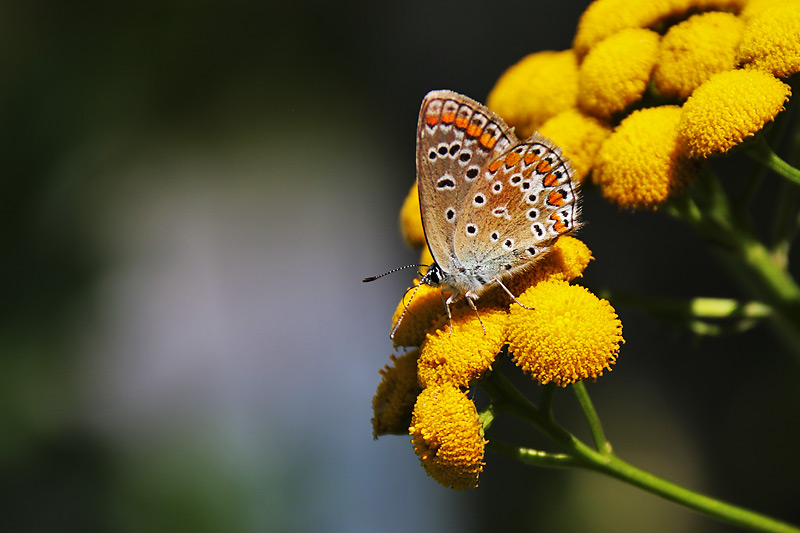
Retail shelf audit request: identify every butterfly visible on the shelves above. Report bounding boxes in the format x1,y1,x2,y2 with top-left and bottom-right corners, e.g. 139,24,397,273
367,90,580,337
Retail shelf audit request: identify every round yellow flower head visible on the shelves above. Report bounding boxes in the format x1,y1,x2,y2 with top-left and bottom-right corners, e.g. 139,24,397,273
501,236,594,297
538,109,611,182
372,349,422,438
417,305,507,388
487,50,579,139
419,245,434,269
391,282,447,348
654,12,745,100
578,28,661,120
740,0,800,20
594,105,698,210
573,0,666,59
507,280,623,387
678,69,791,157
737,2,800,78
410,384,486,490
400,182,425,249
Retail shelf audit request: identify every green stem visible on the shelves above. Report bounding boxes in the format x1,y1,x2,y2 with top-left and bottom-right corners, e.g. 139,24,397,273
745,136,800,186
572,382,611,454
482,371,800,533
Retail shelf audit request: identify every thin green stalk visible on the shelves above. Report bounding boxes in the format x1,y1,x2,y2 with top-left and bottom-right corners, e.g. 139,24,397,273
745,136,800,186
572,382,611,454
483,371,800,533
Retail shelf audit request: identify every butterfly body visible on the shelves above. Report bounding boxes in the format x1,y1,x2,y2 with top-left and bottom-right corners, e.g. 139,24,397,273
416,90,580,310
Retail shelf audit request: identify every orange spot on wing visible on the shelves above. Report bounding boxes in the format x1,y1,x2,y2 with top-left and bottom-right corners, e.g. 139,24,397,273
537,160,553,173
455,115,469,129
504,152,521,167
524,152,540,165
479,132,497,149
547,191,565,206
543,173,557,187
425,114,439,127
441,112,456,124
466,123,483,137
488,159,503,172
550,213,567,233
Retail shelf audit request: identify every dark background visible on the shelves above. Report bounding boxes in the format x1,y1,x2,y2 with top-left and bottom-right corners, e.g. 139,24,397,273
1,1,798,531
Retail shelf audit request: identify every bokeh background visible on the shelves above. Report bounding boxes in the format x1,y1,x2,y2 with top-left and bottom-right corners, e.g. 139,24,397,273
2,1,798,532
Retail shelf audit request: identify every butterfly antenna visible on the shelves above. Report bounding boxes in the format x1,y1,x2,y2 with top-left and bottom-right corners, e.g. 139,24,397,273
362,264,427,283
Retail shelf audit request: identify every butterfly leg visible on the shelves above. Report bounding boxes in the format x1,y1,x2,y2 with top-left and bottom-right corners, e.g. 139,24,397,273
494,279,534,310
440,291,454,337
464,292,487,335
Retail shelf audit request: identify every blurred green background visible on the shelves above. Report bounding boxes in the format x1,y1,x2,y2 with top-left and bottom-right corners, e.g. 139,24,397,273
1,1,798,532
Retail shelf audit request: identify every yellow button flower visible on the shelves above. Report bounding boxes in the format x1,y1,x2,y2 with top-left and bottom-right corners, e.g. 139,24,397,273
654,12,745,100
573,0,745,59
501,236,594,298
678,69,791,157
578,28,661,120
487,50,579,139
372,349,422,438
417,305,507,388
507,280,623,387
538,109,611,182
594,105,698,209
391,282,447,348
737,2,800,78
740,0,800,20
410,384,486,490
400,182,425,249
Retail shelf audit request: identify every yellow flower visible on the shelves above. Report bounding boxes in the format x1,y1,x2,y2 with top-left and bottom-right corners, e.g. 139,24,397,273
391,282,447,348
737,2,800,78
538,109,611,182
410,384,486,490
740,0,800,20
653,12,745,100
573,0,745,59
372,349,422,438
594,105,699,209
400,182,425,249
419,245,434,269
507,280,623,387
417,305,507,388
487,50,579,139
500,236,594,297
677,69,791,157
577,28,661,120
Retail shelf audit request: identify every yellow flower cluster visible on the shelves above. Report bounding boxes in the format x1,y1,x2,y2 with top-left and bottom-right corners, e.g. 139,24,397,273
372,191,623,488
486,0,794,210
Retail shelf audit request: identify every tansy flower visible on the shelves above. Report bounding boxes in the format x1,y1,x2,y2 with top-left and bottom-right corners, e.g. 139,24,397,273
372,349,422,438
391,282,447,348
487,50,579,139
400,182,425,249
737,2,800,78
410,384,487,490
500,236,594,297
594,105,699,209
740,0,800,20
417,305,507,388
573,0,745,59
538,109,611,182
677,69,791,158
577,28,661,120
653,12,745,100
507,280,623,387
